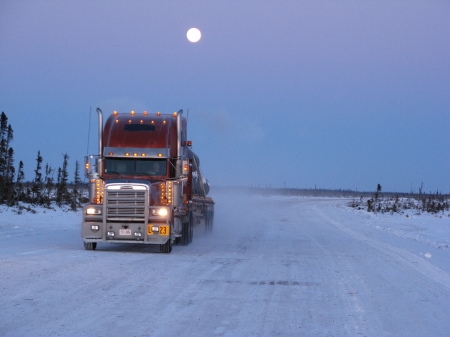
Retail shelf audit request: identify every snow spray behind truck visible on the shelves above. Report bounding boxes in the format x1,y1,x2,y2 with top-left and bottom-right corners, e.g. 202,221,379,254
81,108,214,253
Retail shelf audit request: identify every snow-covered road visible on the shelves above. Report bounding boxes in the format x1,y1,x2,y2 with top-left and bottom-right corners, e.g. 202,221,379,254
1,191,449,336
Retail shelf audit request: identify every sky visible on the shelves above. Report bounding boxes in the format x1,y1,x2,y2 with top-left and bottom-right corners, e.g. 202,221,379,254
1,0,449,193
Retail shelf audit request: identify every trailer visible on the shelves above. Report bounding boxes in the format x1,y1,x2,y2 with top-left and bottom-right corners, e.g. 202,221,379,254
81,108,214,253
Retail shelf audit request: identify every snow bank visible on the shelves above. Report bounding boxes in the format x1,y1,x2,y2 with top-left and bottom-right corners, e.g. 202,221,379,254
0,204,80,240
334,200,450,251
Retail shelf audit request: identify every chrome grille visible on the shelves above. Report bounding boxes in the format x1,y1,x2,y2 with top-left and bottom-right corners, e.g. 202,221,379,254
105,189,147,221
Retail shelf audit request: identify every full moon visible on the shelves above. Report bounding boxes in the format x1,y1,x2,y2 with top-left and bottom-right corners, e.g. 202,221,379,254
186,28,201,43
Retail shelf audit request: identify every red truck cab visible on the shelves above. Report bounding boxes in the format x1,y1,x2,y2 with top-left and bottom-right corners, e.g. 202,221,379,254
81,109,214,253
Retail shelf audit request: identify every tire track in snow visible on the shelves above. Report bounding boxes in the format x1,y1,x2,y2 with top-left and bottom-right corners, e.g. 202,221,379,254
314,204,450,291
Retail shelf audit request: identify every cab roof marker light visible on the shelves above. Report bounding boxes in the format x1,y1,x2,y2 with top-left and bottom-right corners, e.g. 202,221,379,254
130,111,135,116
157,111,161,116
143,111,148,116
113,111,118,116
173,112,177,117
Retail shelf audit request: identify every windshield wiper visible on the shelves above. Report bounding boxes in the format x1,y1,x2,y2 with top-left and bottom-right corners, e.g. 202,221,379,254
106,171,124,175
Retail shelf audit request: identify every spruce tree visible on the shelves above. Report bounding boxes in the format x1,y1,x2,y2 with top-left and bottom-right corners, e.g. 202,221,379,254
32,150,43,204
15,160,25,202
71,160,81,211
43,164,54,206
5,147,15,205
56,154,69,206
0,112,14,204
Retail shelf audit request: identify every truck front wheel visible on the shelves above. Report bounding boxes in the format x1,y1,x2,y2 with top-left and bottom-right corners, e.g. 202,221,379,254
84,242,97,250
160,238,172,253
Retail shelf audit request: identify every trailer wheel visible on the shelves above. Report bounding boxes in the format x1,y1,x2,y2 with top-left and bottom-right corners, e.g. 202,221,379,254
160,238,172,253
180,212,194,246
205,210,214,233
180,220,190,246
204,211,209,232
84,242,97,250
189,212,194,244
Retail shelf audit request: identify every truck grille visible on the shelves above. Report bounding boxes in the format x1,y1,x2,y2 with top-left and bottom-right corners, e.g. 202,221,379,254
105,190,147,222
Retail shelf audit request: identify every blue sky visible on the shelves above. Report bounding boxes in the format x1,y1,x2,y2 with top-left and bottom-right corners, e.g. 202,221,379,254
1,0,449,192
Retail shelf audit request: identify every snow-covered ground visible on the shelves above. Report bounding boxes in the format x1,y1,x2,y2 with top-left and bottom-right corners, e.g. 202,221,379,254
1,190,449,336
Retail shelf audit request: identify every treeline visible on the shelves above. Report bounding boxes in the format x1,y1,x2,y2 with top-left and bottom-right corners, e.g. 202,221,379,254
0,111,87,210
348,184,449,215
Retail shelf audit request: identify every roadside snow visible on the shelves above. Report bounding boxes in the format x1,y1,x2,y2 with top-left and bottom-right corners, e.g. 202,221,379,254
0,205,80,240
338,201,450,251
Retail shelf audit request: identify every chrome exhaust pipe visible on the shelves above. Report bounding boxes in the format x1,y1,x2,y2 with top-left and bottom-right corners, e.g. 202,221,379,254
96,107,103,157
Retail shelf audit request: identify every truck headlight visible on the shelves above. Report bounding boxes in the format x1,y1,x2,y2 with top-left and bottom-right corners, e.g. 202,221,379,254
86,207,102,215
151,208,168,216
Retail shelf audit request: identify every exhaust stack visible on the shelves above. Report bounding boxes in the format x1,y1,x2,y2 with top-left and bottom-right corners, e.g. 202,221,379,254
176,109,183,158
96,107,103,157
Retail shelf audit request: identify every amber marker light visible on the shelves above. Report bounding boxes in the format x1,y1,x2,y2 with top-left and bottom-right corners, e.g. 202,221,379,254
157,112,161,116
125,153,130,156
140,120,143,124
172,112,177,117
128,120,132,123
130,111,135,116
158,154,163,157
133,153,138,156
143,111,148,116
113,111,118,117
141,154,146,157
115,119,119,123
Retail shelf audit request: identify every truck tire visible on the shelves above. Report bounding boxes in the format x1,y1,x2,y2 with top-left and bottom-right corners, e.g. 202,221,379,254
203,211,209,232
84,242,97,250
206,210,214,233
180,212,194,246
160,238,172,253
188,212,194,243
180,221,190,245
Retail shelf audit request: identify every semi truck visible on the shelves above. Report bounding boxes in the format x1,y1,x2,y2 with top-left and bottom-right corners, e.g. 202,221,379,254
81,108,214,253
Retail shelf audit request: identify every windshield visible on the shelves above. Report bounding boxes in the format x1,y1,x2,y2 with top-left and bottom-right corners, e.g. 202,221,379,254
105,158,167,176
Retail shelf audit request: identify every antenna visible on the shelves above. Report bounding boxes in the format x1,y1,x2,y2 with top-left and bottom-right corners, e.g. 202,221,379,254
86,106,92,154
